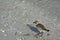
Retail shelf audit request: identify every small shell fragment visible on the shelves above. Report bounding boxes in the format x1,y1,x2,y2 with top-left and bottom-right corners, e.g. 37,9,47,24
0,29,5,33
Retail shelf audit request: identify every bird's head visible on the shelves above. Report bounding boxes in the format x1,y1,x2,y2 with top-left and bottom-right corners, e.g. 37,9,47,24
33,20,38,24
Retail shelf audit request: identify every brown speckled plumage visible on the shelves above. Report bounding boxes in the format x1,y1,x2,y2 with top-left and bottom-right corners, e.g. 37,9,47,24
33,20,49,32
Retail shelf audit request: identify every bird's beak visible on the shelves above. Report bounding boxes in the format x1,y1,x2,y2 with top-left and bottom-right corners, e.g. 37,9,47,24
33,22,35,23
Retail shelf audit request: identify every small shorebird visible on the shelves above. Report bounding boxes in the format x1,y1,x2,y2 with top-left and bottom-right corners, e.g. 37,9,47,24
33,20,50,37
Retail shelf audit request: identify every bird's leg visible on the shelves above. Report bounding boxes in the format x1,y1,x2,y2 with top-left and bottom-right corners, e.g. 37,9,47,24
35,32,40,36
34,32,40,38
34,32,43,38
40,32,43,37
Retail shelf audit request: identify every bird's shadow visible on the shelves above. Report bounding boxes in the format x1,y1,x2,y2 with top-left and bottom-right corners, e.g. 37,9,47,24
26,24,40,33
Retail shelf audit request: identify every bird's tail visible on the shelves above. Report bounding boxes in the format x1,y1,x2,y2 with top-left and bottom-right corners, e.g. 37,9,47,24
44,29,50,32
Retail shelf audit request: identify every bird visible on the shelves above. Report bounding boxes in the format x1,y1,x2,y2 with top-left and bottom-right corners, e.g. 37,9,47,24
33,20,50,37
33,20,50,32
26,24,43,38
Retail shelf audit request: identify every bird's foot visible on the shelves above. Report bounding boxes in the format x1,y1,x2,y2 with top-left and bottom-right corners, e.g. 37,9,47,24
34,32,43,38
